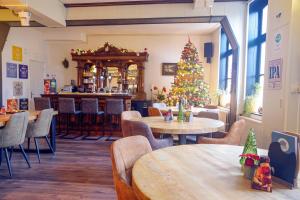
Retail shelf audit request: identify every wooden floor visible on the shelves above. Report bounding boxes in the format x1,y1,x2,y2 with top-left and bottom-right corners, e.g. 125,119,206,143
0,138,117,200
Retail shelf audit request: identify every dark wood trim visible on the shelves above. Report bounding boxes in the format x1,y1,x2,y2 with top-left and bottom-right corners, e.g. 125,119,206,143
0,6,8,9
5,21,45,27
66,16,223,26
64,0,247,8
0,23,10,106
220,16,238,126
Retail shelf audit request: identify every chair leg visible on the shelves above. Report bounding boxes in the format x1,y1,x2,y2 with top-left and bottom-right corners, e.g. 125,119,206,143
19,144,31,168
34,138,41,163
9,146,13,161
4,148,12,177
45,136,55,155
27,138,31,150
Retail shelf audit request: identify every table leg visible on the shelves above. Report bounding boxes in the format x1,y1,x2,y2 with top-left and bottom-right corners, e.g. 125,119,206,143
179,135,187,145
50,116,57,152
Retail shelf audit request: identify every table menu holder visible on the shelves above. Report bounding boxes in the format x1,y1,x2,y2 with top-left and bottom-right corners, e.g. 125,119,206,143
268,131,299,189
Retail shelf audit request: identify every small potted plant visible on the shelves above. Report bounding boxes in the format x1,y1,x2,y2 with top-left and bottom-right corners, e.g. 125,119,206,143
240,153,260,180
151,86,167,102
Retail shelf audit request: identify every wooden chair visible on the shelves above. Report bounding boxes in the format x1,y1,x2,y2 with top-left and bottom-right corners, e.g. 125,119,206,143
148,107,162,117
197,111,219,120
111,135,152,200
204,104,218,109
121,111,142,137
197,119,246,145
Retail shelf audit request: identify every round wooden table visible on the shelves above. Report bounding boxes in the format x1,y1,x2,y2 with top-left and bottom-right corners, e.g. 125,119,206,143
138,116,224,144
132,144,300,200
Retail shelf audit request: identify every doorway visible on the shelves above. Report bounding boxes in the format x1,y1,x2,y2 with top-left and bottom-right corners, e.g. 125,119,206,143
29,60,45,110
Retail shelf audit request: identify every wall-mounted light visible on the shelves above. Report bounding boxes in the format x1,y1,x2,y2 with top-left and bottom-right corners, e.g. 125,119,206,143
62,58,69,69
18,11,31,26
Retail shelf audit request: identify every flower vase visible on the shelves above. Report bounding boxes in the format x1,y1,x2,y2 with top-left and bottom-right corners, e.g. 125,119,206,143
243,165,256,180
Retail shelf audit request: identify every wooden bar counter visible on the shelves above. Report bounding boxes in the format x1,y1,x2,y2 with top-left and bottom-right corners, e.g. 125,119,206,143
41,92,132,111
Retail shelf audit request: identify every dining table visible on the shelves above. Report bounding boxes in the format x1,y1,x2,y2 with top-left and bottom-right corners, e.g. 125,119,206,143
0,110,58,153
138,116,225,144
132,144,300,200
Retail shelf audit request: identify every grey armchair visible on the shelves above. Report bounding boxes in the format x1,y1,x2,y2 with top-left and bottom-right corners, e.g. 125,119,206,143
123,120,173,150
0,111,30,177
121,111,142,137
26,109,54,163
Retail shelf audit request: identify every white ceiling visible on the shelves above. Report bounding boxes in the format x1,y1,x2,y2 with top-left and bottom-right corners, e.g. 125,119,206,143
38,23,220,35
60,0,160,3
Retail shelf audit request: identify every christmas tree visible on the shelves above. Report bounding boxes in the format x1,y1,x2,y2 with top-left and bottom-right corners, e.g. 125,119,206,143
240,128,258,165
168,40,210,107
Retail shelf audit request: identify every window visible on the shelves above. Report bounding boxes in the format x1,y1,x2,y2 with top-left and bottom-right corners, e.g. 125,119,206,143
246,0,268,97
219,28,233,93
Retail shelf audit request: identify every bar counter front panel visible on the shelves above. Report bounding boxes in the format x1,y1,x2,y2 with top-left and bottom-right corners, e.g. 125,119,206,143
42,92,132,111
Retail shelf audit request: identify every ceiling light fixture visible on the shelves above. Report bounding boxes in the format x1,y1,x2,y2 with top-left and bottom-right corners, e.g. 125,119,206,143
18,11,31,26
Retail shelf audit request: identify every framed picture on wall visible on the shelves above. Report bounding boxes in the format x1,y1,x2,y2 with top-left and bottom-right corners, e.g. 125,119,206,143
162,63,178,76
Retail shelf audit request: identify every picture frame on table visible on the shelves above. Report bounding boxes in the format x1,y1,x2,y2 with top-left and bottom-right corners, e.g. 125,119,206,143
162,63,177,76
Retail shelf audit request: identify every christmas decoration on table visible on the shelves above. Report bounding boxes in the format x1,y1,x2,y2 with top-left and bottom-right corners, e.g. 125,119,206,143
169,39,210,107
163,109,174,122
240,128,258,165
151,86,167,102
239,153,260,180
252,156,272,192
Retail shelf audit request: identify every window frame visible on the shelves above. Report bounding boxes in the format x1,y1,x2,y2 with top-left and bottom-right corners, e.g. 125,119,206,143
246,0,268,96
219,28,233,92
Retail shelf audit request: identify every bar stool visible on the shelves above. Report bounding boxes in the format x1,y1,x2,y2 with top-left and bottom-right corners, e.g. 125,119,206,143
58,98,81,139
34,97,51,111
105,99,124,141
81,98,105,140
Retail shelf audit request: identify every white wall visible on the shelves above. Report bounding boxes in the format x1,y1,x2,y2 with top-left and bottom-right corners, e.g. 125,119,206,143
1,28,46,106
45,34,213,98
258,0,300,148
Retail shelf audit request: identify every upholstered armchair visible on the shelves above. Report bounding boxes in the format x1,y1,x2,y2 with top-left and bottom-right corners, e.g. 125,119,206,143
124,120,173,150
26,108,54,163
0,112,30,177
197,119,246,145
111,135,152,200
121,111,142,137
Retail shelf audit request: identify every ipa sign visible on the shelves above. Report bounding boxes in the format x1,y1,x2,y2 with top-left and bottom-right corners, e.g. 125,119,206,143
268,58,282,90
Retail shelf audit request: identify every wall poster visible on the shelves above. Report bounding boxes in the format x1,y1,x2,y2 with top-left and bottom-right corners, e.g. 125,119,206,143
6,62,18,78
12,45,23,62
268,58,282,90
13,81,23,96
19,64,28,79
19,98,29,110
